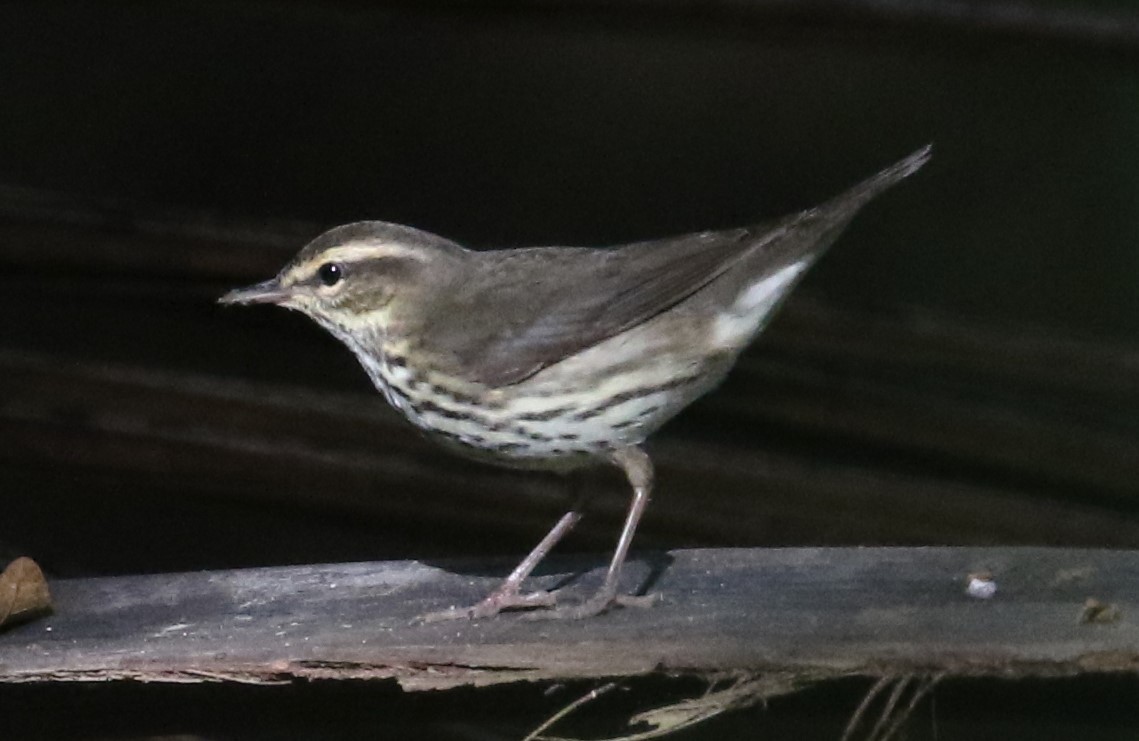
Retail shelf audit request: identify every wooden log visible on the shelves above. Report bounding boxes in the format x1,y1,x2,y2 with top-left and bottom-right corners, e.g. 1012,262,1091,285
1,548,1137,690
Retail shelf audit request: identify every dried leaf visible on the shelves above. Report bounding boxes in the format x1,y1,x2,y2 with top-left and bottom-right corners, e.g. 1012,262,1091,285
0,556,53,630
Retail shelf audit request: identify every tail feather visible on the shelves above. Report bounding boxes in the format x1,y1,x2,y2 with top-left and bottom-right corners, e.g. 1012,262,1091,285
709,145,931,349
829,144,932,215
764,144,932,270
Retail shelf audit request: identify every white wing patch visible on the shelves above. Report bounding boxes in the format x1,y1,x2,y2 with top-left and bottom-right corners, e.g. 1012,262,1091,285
713,261,807,348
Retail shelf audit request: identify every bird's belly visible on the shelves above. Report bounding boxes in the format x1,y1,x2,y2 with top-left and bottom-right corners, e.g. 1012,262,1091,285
391,363,723,469
361,320,731,468
403,398,651,467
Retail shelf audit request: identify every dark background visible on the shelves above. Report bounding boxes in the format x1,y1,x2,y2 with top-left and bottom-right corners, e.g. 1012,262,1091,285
2,1,1139,738
4,3,1138,336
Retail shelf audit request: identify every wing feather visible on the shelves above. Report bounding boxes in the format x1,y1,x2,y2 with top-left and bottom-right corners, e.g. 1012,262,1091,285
421,228,758,387
421,145,930,388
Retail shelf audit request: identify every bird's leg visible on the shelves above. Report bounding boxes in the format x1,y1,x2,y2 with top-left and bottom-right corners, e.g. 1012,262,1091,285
420,500,585,622
530,446,657,620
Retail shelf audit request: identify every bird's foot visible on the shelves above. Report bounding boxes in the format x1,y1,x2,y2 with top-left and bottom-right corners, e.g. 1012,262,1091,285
417,586,559,623
522,590,658,621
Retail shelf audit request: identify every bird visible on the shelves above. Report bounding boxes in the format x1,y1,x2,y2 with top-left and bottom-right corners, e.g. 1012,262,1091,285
219,145,930,619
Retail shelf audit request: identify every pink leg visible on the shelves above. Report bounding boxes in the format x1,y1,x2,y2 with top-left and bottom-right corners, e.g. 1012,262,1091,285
421,447,657,622
530,446,657,620
420,505,583,622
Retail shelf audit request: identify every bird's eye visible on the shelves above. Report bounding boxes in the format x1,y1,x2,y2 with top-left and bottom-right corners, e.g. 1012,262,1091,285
318,262,344,287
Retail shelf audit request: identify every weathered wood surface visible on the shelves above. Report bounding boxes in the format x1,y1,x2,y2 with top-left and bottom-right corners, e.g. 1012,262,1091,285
1,548,1137,690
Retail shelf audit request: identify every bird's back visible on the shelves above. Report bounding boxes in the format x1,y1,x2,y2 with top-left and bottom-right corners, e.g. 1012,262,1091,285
368,146,931,467
415,145,930,392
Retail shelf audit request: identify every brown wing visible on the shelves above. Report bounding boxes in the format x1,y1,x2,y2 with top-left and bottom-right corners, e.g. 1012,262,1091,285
420,227,761,387
423,145,931,388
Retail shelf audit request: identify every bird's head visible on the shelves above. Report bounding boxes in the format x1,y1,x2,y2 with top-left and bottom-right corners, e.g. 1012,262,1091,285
219,221,462,338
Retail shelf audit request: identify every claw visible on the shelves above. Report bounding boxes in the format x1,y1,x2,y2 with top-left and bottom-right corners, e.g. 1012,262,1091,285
522,590,659,621
416,588,559,623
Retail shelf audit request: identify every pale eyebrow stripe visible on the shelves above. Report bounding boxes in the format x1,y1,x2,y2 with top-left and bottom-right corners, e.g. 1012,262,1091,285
290,242,429,281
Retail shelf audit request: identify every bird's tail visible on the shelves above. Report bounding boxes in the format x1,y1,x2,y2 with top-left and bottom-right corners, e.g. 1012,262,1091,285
836,144,933,210
708,145,931,350
751,142,929,275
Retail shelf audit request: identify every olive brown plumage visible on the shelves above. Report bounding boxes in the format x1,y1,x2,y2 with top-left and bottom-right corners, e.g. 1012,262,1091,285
220,145,930,619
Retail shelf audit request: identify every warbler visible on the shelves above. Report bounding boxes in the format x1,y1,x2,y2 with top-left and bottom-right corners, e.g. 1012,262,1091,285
221,145,930,619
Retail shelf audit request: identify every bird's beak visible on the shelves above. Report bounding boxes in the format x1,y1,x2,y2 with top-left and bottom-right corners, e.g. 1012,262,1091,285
218,278,292,306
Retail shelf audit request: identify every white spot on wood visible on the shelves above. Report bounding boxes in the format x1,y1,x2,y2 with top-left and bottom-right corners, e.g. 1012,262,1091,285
966,575,997,600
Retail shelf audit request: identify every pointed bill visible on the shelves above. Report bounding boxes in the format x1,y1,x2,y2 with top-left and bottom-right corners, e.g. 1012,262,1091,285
217,278,291,305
